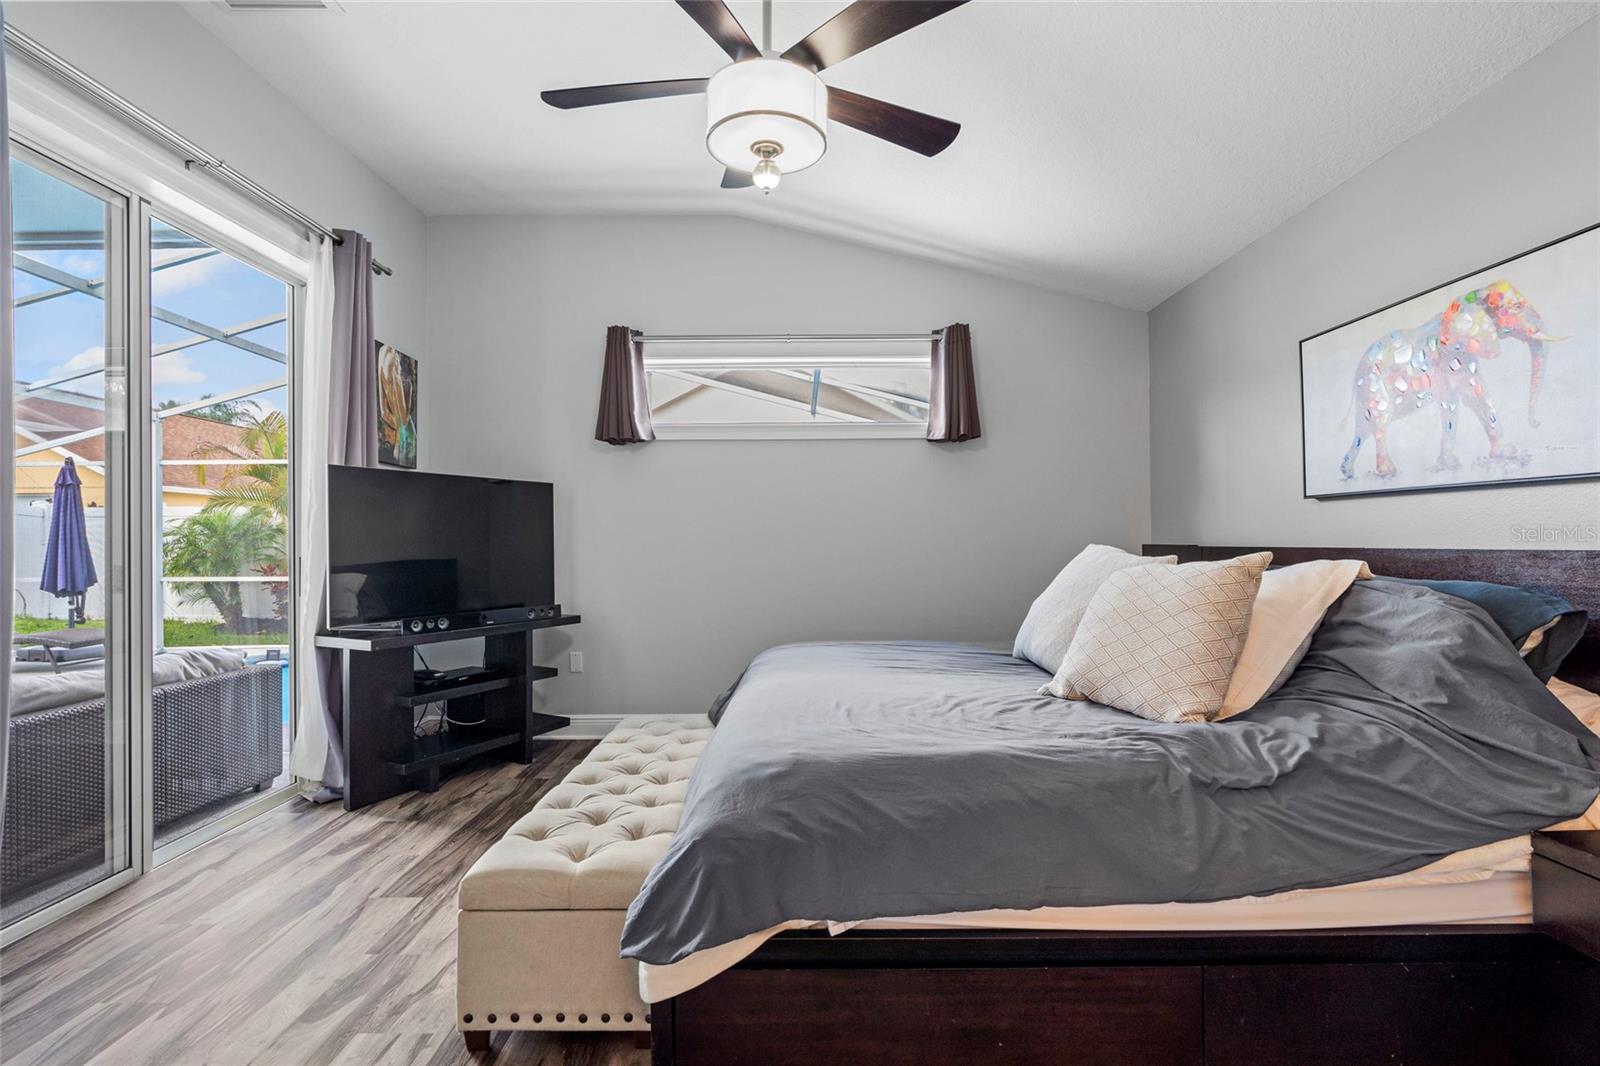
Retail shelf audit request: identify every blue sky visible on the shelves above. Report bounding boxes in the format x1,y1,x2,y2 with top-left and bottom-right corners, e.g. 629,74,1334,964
12,159,289,421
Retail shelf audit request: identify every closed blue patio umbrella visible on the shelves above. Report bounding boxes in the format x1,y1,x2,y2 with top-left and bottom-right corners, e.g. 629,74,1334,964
39,458,98,628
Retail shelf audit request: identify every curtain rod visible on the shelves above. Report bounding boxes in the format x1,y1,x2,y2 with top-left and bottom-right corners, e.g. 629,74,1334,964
633,331,944,343
2,23,394,277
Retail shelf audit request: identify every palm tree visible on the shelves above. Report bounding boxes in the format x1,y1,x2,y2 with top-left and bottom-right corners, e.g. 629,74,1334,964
163,509,281,631
197,410,288,522
159,394,260,425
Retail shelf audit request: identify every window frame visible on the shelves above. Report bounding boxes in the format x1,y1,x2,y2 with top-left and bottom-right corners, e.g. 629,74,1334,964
641,333,935,441
651,421,930,441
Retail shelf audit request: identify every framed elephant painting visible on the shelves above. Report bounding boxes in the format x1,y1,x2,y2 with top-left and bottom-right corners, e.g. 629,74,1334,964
1301,223,1599,499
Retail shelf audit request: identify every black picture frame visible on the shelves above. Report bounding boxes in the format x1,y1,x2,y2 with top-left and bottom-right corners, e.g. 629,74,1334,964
1300,222,1600,501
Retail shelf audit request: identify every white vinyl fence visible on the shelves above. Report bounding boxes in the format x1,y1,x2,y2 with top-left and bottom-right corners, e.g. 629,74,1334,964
12,498,107,622
13,499,279,626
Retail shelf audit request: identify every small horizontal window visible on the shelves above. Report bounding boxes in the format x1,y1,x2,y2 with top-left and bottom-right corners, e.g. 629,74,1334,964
641,335,932,440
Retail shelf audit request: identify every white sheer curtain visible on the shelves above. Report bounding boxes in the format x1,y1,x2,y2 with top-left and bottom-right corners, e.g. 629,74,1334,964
290,236,339,798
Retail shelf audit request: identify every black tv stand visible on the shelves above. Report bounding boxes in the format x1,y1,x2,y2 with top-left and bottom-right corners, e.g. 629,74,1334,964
315,613,581,809
414,665,496,690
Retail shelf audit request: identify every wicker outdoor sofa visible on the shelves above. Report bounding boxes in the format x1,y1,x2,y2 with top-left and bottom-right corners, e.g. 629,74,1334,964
2,659,283,903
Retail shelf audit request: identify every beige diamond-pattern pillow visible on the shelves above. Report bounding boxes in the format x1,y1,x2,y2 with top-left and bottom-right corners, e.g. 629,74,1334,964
1042,552,1273,723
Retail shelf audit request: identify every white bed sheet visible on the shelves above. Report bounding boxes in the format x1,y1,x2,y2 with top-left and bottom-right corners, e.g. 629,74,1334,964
637,836,1533,1003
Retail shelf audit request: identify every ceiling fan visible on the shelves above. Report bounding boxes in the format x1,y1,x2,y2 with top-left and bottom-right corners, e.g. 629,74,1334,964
541,0,969,193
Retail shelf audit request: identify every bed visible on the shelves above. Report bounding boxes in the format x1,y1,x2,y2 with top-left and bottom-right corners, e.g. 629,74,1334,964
638,545,1600,1065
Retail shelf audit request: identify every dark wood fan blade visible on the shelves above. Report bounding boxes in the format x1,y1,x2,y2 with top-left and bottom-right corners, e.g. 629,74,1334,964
827,87,960,156
720,168,755,189
676,0,760,61
540,78,709,109
782,1,969,72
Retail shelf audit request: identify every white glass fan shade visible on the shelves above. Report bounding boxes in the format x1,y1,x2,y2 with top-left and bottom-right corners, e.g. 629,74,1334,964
705,58,828,174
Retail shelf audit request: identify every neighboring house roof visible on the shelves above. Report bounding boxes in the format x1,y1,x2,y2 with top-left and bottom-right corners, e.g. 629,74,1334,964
14,391,102,439
14,392,262,493
156,413,258,491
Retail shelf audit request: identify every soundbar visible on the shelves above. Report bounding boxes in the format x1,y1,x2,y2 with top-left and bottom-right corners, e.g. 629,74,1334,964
397,604,563,635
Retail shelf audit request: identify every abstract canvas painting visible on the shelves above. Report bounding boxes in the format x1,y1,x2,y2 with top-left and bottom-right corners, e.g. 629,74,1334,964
377,342,418,469
1301,225,1599,499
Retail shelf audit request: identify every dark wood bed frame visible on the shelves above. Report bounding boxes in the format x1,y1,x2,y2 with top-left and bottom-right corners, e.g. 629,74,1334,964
648,545,1600,1065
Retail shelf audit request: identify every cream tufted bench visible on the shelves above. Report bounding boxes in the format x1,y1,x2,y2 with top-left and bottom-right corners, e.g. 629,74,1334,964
456,716,713,1048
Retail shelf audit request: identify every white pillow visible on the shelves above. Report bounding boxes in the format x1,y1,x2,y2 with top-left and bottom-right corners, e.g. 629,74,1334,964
1012,544,1177,674
1043,552,1273,723
1217,559,1372,719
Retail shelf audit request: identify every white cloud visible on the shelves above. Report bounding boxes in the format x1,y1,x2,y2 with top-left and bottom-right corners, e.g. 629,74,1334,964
152,251,227,297
152,352,206,385
53,346,106,375
60,253,103,279
46,345,206,389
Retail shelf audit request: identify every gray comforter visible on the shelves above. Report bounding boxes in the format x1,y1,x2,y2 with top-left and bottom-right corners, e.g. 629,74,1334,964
621,579,1600,965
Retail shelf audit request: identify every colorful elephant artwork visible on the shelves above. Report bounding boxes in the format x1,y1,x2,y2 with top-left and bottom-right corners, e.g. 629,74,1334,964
1338,281,1565,481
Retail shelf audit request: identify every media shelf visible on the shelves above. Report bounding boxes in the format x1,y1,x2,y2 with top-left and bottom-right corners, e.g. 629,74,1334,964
398,666,558,708
316,614,582,652
385,728,523,776
315,615,580,810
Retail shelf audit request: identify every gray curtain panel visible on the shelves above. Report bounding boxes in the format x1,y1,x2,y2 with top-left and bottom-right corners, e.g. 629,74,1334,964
310,229,376,801
927,322,981,443
594,325,655,445
1,2,14,844
328,228,377,467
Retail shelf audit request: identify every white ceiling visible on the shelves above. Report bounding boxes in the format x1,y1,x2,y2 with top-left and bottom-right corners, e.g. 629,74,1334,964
183,1,1596,309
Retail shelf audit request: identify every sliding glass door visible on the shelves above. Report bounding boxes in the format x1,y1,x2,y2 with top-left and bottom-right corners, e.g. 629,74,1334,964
5,139,302,934
148,214,293,849
6,148,132,926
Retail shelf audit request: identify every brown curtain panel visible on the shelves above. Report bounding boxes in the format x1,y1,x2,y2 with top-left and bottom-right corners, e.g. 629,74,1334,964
928,322,981,443
594,325,655,445
328,228,377,467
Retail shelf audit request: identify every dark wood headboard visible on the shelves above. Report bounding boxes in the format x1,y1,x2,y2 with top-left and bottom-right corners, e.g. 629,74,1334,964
1145,544,1600,693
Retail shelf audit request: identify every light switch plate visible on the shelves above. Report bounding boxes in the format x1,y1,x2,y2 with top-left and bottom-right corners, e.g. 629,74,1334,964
569,651,584,673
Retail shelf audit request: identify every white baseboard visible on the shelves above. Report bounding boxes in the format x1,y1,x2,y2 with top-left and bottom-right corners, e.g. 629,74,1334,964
538,714,708,740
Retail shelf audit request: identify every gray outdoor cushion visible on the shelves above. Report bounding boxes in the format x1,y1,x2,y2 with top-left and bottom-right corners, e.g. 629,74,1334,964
9,669,109,716
9,648,248,716
162,647,248,681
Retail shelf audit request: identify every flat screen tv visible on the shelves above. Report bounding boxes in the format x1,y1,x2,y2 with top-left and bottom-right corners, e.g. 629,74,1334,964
326,465,553,630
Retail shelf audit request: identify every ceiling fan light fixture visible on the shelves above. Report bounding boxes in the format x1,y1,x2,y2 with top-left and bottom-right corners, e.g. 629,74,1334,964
751,145,782,193
705,57,827,177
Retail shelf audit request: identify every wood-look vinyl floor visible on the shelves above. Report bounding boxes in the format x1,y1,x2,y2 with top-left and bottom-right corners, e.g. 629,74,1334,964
0,742,648,1066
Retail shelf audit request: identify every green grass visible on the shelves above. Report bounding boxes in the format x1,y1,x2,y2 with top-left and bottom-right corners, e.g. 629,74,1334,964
13,615,96,636
15,614,287,648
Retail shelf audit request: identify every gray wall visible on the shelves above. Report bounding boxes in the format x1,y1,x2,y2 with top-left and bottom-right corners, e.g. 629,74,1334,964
425,215,1150,721
1149,20,1600,548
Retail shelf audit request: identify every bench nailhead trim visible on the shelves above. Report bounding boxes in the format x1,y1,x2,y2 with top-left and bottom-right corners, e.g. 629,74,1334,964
462,1014,473,1024
601,1013,610,1023
533,1013,542,1023
555,1013,565,1022
486,1014,496,1024
510,1013,519,1023
624,1013,634,1022
578,1014,587,1023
